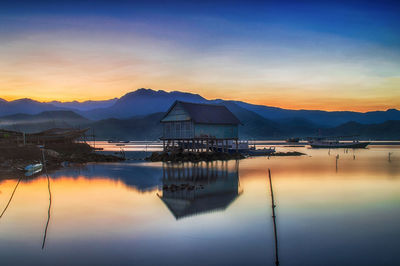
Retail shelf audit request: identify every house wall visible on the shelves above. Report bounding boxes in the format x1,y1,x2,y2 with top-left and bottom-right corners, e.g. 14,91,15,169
194,124,238,139
162,122,238,139
163,121,194,139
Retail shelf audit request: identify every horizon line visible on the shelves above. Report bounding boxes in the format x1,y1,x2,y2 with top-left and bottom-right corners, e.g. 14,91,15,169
1,88,398,113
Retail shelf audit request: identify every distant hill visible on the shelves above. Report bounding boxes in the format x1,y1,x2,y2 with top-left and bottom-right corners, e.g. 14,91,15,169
0,98,69,117
321,120,400,140
0,108,398,140
82,88,207,119
90,112,164,140
233,101,400,126
0,111,91,133
1,88,399,129
89,108,400,140
220,101,283,139
48,98,118,111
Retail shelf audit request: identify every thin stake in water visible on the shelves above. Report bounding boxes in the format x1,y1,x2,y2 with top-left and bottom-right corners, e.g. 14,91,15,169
268,168,279,266
336,154,339,171
41,148,52,250
0,177,22,219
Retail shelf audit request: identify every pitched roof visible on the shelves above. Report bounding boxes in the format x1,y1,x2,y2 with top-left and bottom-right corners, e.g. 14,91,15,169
163,101,241,125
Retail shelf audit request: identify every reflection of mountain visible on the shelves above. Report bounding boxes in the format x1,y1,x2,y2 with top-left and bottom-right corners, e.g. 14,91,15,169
159,161,241,220
48,163,163,192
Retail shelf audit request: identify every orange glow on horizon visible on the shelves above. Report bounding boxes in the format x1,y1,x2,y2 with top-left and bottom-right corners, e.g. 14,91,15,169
1,90,398,112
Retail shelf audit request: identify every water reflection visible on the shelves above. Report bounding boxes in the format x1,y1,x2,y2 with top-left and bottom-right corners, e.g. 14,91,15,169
159,161,242,219
0,146,399,266
48,162,164,192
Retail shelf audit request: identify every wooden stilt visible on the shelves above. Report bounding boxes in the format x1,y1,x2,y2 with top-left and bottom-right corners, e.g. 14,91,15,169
236,139,238,153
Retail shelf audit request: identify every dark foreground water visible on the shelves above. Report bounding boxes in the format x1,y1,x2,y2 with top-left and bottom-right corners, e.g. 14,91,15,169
0,146,399,265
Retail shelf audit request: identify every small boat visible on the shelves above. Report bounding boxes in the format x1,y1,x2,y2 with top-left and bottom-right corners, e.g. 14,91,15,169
286,138,300,143
309,139,370,148
108,140,130,144
24,163,43,176
24,163,43,172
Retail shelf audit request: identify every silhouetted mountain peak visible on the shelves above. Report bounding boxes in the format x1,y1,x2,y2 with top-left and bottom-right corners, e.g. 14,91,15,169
48,98,118,111
84,88,208,119
12,98,39,104
118,88,205,101
127,88,158,96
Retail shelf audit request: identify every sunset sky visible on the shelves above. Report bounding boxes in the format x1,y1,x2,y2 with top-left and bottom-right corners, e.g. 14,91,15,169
1,0,399,111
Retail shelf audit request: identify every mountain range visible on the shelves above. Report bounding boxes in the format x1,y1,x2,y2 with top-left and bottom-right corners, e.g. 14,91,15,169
0,88,399,139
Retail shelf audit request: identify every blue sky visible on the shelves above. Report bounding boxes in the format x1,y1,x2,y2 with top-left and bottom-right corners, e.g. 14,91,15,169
0,0,399,110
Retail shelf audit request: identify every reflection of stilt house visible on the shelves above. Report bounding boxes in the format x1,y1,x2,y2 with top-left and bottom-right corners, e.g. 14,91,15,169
160,101,241,152
158,161,241,219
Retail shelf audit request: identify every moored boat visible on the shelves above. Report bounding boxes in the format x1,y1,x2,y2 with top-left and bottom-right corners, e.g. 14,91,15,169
24,163,43,172
309,139,370,148
24,163,43,176
246,147,276,156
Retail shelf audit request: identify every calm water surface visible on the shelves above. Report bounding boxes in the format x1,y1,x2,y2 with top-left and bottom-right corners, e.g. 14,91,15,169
0,145,399,265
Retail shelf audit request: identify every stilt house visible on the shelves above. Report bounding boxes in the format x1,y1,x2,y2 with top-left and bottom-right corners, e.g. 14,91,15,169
160,101,241,152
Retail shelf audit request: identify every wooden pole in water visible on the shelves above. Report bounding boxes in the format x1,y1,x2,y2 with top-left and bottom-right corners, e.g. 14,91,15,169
41,147,52,250
336,154,339,171
268,169,279,266
0,176,22,219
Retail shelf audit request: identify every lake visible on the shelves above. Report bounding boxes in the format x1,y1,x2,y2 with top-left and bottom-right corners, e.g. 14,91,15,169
0,144,399,265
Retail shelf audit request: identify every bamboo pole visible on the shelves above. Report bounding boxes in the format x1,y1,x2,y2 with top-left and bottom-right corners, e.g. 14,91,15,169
268,169,279,266
336,154,339,171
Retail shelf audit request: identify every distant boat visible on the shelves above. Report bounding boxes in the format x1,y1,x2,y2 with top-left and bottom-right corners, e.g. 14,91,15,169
309,139,370,148
108,140,130,143
286,138,300,143
247,147,276,156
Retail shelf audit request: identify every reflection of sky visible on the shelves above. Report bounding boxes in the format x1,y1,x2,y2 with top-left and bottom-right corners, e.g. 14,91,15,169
1,1,400,111
0,147,399,265
48,162,164,192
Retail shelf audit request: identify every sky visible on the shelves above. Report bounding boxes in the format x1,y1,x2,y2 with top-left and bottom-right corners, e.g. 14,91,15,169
0,0,399,111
